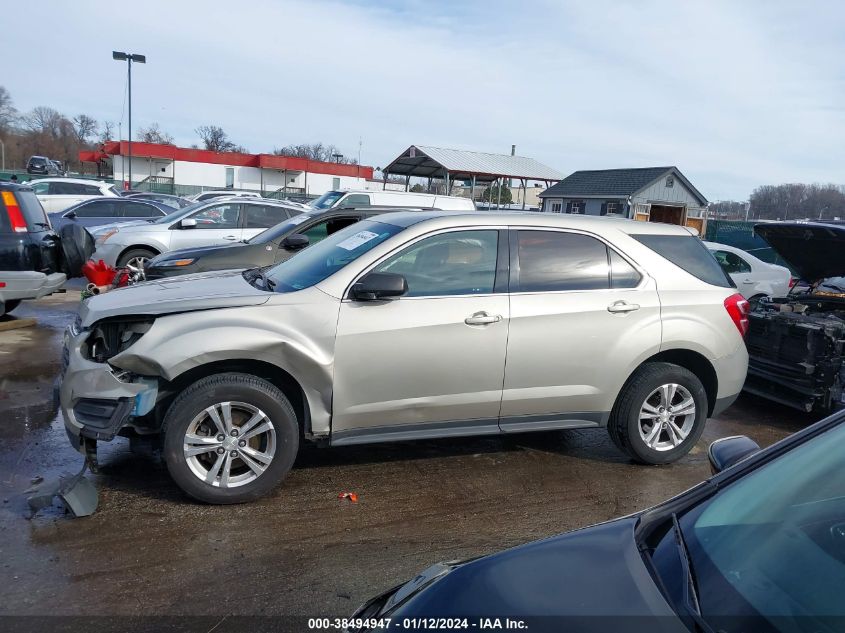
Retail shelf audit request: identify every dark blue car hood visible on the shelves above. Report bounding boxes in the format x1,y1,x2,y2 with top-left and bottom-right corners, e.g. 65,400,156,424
388,518,684,631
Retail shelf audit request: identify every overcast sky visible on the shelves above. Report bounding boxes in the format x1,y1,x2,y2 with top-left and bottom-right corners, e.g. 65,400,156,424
5,0,844,199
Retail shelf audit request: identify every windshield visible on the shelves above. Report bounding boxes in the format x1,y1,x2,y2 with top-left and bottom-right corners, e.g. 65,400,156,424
309,191,344,210
676,423,845,628
263,219,405,293
247,213,313,244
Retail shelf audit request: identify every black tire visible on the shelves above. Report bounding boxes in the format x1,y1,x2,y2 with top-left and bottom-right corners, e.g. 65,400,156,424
117,248,157,269
608,362,707,465
1,299,21,316
58,223,95,278
162,372,299,504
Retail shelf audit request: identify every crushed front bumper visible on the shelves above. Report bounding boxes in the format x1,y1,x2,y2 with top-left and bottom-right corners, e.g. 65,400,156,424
59,324,158,451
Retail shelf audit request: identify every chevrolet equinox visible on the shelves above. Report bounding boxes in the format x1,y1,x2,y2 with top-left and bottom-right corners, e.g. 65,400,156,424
59,211,749,504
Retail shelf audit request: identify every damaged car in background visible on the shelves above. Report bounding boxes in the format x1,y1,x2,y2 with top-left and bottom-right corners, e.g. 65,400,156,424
744,222,845,412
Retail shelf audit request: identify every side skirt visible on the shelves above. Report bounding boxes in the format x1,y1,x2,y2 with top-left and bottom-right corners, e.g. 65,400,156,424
329,412,608,447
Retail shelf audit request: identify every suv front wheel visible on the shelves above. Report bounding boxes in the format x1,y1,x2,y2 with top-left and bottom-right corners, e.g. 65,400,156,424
163,373,299,504
608,362,707,465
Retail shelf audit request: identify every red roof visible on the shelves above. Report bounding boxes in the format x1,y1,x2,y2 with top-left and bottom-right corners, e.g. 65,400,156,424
82,141,374,179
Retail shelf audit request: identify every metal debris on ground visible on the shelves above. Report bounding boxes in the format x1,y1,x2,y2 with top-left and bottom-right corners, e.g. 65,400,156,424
338,492,359,503
27,462,98,518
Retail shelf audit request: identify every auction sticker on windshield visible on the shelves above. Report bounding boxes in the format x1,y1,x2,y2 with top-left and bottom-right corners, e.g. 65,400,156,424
337,230,379,251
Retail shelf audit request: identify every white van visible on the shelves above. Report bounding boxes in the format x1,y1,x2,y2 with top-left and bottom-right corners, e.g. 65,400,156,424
309,189,476,212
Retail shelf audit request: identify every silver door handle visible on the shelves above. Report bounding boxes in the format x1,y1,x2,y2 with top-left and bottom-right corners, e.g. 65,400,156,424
223,235,238,241
465,312,502,325
742,279,754,284
607,300,640,313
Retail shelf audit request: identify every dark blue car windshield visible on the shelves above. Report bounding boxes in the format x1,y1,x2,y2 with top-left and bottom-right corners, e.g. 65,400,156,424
264,219,404,293
675,422,845,626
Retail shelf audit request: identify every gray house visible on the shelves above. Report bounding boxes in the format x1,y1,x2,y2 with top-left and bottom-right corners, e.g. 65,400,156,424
538,166,709,232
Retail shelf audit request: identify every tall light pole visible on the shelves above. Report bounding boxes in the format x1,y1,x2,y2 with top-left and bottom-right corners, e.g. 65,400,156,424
112,51,146,189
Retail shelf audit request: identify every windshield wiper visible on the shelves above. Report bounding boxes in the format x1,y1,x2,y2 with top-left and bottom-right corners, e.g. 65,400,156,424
671,513,719,633
243,267,275,291
257,272,276,291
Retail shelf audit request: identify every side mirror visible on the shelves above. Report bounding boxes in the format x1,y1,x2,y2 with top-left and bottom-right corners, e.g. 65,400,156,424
707,436,761,474
282,233,310,251
64,210,77,219
180,218,198,229
350,272,408,301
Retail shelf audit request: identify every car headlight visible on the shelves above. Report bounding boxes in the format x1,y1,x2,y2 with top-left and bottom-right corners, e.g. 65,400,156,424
155,258,196,268
96,228,119,245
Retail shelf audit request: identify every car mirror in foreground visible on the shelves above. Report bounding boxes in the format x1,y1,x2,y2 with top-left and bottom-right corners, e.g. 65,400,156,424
350,272,408,301
708,435,761,474
180,218,198,229
282,233,310,251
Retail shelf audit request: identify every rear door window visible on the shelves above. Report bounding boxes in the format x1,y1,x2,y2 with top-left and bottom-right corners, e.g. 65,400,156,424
120,202,163,217
73,200,114,217
244,204,290,229
633,234,733,288
51,182,87,195
713,250,752,274
514,230,610,292
339,194,371,208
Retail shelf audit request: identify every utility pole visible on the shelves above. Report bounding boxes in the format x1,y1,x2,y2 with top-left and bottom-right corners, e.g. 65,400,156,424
113,51,146,189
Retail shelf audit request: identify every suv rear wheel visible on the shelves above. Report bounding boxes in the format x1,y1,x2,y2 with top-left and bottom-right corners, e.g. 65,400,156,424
162,372,299,504
608,362,707,465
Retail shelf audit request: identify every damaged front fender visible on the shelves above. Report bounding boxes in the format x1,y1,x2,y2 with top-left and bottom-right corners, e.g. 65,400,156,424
107,287,340,436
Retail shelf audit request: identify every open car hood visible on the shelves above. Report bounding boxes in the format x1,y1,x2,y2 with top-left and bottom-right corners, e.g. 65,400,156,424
754,222,845,282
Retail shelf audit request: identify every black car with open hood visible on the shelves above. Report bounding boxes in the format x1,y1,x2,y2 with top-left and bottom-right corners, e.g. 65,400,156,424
744,222,845,412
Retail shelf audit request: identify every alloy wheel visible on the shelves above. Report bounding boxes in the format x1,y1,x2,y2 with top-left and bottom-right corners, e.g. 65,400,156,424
637,383,696,452
183,401,276,488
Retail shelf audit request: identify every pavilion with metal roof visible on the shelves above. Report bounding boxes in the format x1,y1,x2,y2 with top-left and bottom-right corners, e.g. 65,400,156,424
382,145,565,208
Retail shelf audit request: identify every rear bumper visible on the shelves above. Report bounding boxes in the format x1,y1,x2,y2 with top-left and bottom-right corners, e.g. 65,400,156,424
0,270,66,302
710,343,749,414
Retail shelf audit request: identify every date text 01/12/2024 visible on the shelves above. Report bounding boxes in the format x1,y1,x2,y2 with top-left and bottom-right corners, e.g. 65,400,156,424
307,618,528,630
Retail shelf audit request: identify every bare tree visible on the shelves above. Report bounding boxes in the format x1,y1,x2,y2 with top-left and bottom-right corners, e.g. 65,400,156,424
195,125,237,152
22,106,65,136
749,183,845,220
273,142,357,164
72,114,98,145
98,121,115,144
0,86,16,133
137,122,174,144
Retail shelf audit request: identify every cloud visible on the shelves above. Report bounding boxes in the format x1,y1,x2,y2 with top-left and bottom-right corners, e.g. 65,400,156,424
4,0,843,199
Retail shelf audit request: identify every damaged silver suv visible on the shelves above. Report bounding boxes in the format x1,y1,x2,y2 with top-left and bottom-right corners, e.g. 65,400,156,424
59,211,749,504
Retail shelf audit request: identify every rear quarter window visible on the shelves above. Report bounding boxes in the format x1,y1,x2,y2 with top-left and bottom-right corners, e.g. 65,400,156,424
632,234,733,288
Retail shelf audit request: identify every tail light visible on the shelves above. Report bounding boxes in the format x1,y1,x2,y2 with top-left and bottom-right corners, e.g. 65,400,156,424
788,278,797,288
724,293,750,337
1,191,28,233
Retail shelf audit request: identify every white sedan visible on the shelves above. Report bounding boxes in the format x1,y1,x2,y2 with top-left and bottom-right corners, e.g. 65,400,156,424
29,178,121,213
705,241,792,304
